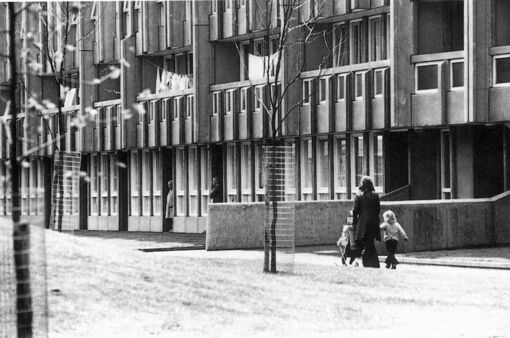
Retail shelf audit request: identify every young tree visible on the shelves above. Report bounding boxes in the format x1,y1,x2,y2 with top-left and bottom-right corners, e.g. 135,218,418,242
239,0,334,273
6,3,34,336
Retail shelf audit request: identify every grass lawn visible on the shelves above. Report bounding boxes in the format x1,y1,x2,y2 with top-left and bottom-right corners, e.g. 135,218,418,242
45,230,510,338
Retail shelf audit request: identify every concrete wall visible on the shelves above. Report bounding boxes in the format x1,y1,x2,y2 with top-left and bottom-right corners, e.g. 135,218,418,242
206,194,510,252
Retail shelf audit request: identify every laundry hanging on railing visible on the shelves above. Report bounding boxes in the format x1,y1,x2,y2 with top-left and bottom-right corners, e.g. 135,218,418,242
156,70,193,93
248,52,280,81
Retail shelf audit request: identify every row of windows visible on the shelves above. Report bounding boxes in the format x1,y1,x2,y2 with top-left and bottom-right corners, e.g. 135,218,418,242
333,14,390,67
303,69,388,105
0,160,45,216
89,154,120,216
415,55,510,92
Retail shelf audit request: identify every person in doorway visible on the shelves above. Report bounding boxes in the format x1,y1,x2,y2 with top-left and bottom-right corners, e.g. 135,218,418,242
380,210,408,269
352,176,381,268
210,177,222,203
165,180,174,232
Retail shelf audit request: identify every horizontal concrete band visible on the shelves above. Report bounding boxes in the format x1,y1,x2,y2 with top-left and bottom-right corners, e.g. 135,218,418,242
206,191,510,252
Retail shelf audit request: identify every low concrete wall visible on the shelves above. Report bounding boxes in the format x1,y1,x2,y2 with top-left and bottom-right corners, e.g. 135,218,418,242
206,193,510,252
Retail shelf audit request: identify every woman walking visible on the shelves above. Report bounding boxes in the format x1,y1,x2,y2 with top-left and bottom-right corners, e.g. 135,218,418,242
352,176,381,268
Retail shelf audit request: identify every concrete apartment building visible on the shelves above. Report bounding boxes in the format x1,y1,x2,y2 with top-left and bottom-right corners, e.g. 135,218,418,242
1,0,509,234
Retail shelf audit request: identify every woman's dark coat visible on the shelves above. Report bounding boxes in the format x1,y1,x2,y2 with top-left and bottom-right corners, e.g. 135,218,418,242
352,191,381,242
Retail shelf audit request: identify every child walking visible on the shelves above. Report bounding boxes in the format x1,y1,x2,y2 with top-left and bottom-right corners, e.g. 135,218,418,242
380,210,408,269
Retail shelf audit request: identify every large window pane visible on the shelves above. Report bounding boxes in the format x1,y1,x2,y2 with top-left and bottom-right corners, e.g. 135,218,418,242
495,57,510,84
301,139,313,200
129,152,139,216
353,136,365,189
451,61,464,88
335,138,347,200
317,138,329,200
240,143,252,202
373,135,383,188
417,64,438,91
200,148,210,215
176,149,186,216
227,144,238,202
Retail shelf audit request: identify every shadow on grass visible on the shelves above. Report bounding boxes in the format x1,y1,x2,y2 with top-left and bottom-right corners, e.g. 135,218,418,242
72,230,206,250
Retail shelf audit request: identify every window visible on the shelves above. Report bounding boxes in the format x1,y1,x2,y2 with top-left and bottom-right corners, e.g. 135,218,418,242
254,86,263,110
115,105,122,127
110,156,119,215
30,161,38,215
441,131,452,199
301,139,313,201
122,1,132,37
317,138,329,200
212,92,221,115
0,163,5,215
186,95,194,118
133,1,141,33
152,151,161,216
240,88,248,112
353,135,365,191
369,16,384,62
37,162,44,215
186,52,193,76
372,134,383,189
226,0,232,11
374,69,384,97
240,143,252,202
212,0,218,13
225,90,234,115
494,56,510,85
494,0,510,46
302,80,312,105
355,72,364,99
90,154,99,215
350,20,364,64
284,140,296,201
129,151,139,216
141,151,151,216
21,166,28,215
240,44,250,80
333,23,349,67
416,63,439,91
149,100,157,122
161,99,168,121
417,1,464,54
100,154,110,216
319,78,328,103
450,60,464,89
254,144,265,202
200,149,210,215
176,148,186,216
189,148,198,215
226,144,238,202
337,75,346,101
334,137,348,200
173,97,182,119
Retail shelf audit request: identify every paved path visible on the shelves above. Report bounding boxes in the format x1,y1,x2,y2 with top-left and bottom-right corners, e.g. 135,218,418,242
73,231,510,270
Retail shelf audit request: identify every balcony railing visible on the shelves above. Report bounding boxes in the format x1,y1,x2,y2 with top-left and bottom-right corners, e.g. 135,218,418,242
93,99,122,152
136,89,195,147
411,51,465,126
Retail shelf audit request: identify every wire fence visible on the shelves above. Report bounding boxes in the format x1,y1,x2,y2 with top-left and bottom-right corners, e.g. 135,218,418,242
49,151,82,231
264,145,296,274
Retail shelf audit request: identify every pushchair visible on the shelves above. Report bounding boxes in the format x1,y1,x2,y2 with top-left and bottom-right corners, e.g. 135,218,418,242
336,216,358,266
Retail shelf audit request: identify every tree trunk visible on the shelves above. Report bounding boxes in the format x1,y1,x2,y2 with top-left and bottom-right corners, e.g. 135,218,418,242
56,97,65,231
8,3,33,337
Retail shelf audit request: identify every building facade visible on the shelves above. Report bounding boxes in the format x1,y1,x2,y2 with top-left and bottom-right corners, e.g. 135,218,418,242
1,0,510,233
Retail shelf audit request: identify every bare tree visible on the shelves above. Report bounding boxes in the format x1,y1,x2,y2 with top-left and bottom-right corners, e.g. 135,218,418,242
237,0,334,272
